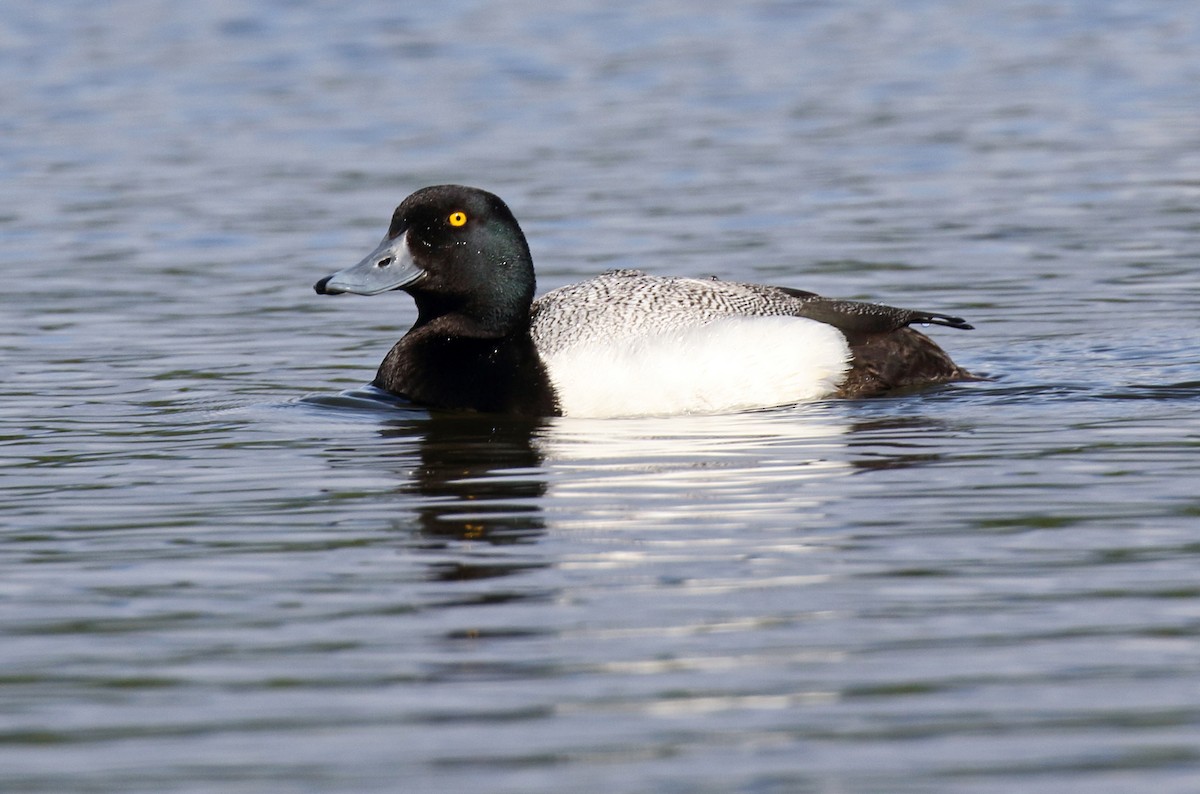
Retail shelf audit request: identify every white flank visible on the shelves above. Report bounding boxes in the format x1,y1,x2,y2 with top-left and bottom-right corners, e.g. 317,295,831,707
541,316,851,418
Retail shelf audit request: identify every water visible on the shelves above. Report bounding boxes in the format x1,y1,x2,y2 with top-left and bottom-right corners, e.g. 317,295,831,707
4,1,1200,791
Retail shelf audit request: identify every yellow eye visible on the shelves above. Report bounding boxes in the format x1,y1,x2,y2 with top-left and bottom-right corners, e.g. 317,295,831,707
448,211,467,227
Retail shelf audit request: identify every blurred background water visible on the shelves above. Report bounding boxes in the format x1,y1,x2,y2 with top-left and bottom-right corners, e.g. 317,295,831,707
3,1,1200,792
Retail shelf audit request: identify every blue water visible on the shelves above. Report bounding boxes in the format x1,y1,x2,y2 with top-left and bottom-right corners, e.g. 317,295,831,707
3,1,1200,792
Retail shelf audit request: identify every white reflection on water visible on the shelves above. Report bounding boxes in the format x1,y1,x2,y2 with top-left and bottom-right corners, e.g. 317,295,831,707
535,408,852,530
524,409,856,607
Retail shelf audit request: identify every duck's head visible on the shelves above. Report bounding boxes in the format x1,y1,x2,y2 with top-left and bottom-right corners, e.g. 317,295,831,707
315,185,536,330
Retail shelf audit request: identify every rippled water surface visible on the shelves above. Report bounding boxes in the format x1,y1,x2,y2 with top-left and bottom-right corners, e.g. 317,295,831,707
4,1,1200,792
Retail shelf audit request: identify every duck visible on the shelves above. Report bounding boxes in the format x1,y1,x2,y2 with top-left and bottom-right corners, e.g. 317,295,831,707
314,184,975,418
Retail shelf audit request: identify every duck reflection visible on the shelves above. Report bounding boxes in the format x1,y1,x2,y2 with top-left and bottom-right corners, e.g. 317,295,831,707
307,383,554,582
379,412,551,583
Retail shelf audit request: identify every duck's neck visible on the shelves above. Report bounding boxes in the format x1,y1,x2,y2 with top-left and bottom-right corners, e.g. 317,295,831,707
412,303,527,339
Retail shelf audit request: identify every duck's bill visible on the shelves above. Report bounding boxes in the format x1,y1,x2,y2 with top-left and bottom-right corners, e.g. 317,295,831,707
314,232,425,296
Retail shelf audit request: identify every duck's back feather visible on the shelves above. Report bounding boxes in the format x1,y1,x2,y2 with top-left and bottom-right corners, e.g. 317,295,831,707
532,270,807,353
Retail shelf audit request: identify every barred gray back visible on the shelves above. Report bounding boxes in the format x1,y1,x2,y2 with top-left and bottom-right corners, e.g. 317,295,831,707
530,270,813,356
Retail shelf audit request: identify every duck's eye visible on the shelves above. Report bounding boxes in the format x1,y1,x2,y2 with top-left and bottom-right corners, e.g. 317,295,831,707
448,211,468,227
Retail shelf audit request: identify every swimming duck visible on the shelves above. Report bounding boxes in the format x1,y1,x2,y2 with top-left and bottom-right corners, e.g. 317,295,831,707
314,185,974,417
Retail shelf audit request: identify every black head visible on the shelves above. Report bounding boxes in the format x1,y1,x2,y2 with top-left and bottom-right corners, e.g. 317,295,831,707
315,185,536,335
